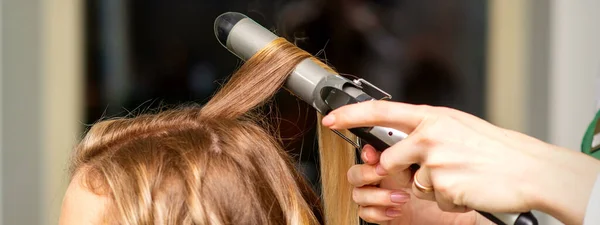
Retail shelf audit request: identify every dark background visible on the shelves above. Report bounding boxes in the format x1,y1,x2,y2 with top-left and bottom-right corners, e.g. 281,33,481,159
84,0,488,192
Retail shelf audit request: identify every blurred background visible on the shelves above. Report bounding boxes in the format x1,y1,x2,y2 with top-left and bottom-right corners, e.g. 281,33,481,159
1,0,599,224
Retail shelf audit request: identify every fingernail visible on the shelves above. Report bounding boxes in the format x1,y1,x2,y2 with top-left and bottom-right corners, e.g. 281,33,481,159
375,164,387,176
322,115,336,127
365,149,376,162
390,192,410,203
362,150,370,162
386,208,402,217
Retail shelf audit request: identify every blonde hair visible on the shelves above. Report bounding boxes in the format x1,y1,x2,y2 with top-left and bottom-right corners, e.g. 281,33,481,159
69,37,358,224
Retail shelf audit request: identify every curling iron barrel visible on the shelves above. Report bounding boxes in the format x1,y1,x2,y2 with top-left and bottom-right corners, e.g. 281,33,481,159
214,12,406,150
215,12,352,113
213,12,538,225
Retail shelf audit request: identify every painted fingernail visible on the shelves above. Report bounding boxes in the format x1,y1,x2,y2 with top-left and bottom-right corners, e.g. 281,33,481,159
322,115,336,126
386,208,402,217
390,192,410,203
365,149,376,162
362,150,370,162
375,164,387,175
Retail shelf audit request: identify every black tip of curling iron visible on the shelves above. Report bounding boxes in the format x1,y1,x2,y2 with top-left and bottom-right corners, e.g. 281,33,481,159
214,12,247,47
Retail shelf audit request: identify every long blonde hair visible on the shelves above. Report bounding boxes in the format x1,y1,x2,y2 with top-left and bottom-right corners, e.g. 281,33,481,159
69,37,358,224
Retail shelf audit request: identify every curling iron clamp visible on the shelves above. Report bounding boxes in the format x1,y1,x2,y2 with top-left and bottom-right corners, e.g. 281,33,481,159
214,12,538,225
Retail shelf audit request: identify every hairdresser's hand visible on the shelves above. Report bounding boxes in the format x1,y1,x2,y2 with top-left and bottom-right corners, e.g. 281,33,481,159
324,101,600,225
351,144,489,225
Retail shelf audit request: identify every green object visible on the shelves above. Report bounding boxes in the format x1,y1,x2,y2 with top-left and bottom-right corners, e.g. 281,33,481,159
582,109,600,159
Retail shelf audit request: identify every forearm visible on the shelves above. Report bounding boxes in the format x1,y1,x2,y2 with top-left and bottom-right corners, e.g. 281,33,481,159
583,173,600,224
530,146,600,225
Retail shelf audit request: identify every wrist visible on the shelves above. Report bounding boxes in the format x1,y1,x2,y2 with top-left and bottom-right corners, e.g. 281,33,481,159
528,146,600,225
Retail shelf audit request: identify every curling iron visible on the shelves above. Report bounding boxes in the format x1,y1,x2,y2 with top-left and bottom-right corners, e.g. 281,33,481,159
213,12,537,225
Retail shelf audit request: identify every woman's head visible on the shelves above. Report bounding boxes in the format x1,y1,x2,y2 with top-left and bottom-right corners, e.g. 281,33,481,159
60,38,323,225
60,36,359,224
60,108,321,225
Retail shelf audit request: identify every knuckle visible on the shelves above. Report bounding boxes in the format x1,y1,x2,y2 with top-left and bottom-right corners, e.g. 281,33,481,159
352,188,361,203
347,167,356,184
433,178,457,201
415,104,435,116
419,105,460,127
359,207,380,223
431,106,462,120
452,191,466,207
436,188,465,211
379,156,393,173
358,207,370,220
432,176,450,194
438,182,466,207
349,165,376,186
425,116,446,132
422,151,443,168
412,131,435,148
434,106,454,114
414,119,451,147
414,104,431,112
434,182,450,194
348,165,366,186
436,113,459,128
373,189,391,206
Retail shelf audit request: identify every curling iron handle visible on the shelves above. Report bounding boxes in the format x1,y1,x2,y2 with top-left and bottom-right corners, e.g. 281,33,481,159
349,126,407,151
478,211,538,225
349,126,538,225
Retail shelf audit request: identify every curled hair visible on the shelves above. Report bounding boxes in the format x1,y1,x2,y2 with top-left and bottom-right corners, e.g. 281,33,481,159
69,38,328,224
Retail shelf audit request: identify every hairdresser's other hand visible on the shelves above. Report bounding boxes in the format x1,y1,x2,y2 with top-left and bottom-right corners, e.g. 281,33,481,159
350,144,489,225
324,101,600,225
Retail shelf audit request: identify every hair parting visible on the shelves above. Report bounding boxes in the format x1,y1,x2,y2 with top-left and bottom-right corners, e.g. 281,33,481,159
68,36,358,225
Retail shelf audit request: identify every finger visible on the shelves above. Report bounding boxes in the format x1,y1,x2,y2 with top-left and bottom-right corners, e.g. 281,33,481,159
322,100,431,132
352,186,410,207
358,206,402,223
429,106,513,140
379,169,413,189
411,167,435,201
429,168,471,213
429,106,487,127
347,164,384,187
376,133,426,175
361,144,381,165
